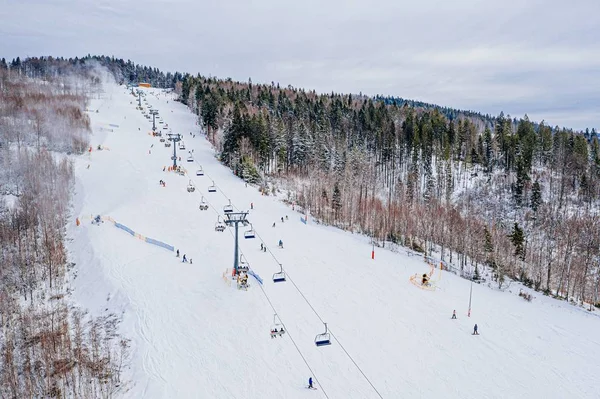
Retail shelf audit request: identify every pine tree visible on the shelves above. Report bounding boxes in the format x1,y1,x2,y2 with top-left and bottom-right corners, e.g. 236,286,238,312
508,222,525,261
530,179,542,212
483,127,493,173
513,156,528,206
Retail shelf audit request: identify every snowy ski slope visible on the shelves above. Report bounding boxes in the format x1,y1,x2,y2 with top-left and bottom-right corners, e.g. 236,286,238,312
67,83,600,399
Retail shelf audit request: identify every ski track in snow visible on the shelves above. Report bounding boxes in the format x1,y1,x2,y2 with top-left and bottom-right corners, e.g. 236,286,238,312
65,83,600,399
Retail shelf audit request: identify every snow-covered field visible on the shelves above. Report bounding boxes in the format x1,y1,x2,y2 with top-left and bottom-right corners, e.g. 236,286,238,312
67,83,600,399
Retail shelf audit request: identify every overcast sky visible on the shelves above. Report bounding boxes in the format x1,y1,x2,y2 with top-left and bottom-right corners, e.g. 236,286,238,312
1,0,598,130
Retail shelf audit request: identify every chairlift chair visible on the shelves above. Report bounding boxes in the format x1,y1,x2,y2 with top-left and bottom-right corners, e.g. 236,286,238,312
159,138,165,142
244,224,255,239
187,155,194,162
270,314,286,338
223,199,233,213
199,196,209,211
272,263,286,283
196,167,204,176
208,181,217,193
187,180,195,193
314,323,331,347
238,255,249,272
214,216,226,232
179,143,186,150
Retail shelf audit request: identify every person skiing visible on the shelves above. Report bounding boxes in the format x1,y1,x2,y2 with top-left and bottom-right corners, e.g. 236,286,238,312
272,222,276,227
190,259,193,264
452,310,457,319
260,243,264,251
281,216,284,223
278,240,283,249
176,249,180,257
473,324,479,335
308,377,314,389
250,202,254,210
182,254,188,263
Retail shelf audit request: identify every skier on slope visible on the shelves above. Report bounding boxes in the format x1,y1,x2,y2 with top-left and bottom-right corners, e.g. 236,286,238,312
452,310,457,319
279,240,284,249
473,324,479,335
176,249,180,257
182,254,188,263
308,377,314,389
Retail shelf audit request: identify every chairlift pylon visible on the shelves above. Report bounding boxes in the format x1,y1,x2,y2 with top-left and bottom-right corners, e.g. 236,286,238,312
314,322,331,347
272,263,286,283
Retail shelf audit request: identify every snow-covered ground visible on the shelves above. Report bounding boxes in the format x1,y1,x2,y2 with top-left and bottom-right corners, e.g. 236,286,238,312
67,83,600,399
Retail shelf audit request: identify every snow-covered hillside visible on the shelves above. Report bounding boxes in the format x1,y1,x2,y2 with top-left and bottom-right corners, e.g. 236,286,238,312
67,83,600,399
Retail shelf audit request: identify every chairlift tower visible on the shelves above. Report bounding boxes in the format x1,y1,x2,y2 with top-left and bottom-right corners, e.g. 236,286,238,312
224,212,249,275
167,133,182,168
150,110,158,131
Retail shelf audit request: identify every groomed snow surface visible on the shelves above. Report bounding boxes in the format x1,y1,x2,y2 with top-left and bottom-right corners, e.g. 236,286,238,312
67,84,600,399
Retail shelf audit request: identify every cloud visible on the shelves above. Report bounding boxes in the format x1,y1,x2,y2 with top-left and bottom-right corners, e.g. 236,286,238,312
1,0,598,130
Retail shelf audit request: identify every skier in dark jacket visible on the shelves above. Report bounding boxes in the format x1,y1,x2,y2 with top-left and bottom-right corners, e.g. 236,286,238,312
473,324,479,335
308,377,313,389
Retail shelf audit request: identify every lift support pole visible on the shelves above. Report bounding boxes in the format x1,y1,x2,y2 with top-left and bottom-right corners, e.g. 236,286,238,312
224,212,249,275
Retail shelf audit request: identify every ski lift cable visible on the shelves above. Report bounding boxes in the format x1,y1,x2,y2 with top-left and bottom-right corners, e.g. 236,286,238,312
191,160,232,203
249,223,385,398
282,268,385,398
253,279,331,399
197,192,329,396
187,167,382,398
185,175,223,219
